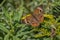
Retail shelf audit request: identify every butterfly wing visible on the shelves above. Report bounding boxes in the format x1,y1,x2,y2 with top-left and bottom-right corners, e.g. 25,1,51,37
22,14,39,27
21,6,44,27
33,7,44,23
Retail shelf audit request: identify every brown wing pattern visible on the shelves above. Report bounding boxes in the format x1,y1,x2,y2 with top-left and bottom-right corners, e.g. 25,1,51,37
33,7,44,23
21,6,44,27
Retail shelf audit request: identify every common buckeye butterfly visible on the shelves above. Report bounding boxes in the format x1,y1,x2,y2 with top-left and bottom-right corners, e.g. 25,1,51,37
21,6,44,27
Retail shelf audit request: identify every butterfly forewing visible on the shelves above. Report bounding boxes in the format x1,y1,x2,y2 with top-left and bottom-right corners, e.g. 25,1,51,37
33,7,44,23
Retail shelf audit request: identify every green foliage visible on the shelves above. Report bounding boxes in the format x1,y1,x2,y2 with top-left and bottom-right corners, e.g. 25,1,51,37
0,0,60,40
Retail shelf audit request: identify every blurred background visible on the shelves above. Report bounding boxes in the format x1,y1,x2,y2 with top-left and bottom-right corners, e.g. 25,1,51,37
0,0,60,40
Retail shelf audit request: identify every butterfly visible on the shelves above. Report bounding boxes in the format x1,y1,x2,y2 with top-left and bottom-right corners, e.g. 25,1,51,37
21,6,44,27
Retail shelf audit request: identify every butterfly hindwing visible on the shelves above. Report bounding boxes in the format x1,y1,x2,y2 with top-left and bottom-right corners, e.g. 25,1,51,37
22,14,39,27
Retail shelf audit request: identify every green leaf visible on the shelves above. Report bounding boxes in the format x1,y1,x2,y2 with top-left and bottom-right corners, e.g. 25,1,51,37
43,38,51,40
16,31,31,37
3,8,10,20
56,35,60,39
4,33,10,40
15,23,26,27
0,23,9,33
13,36,20,40
0,37,3,40
13,7,24,21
